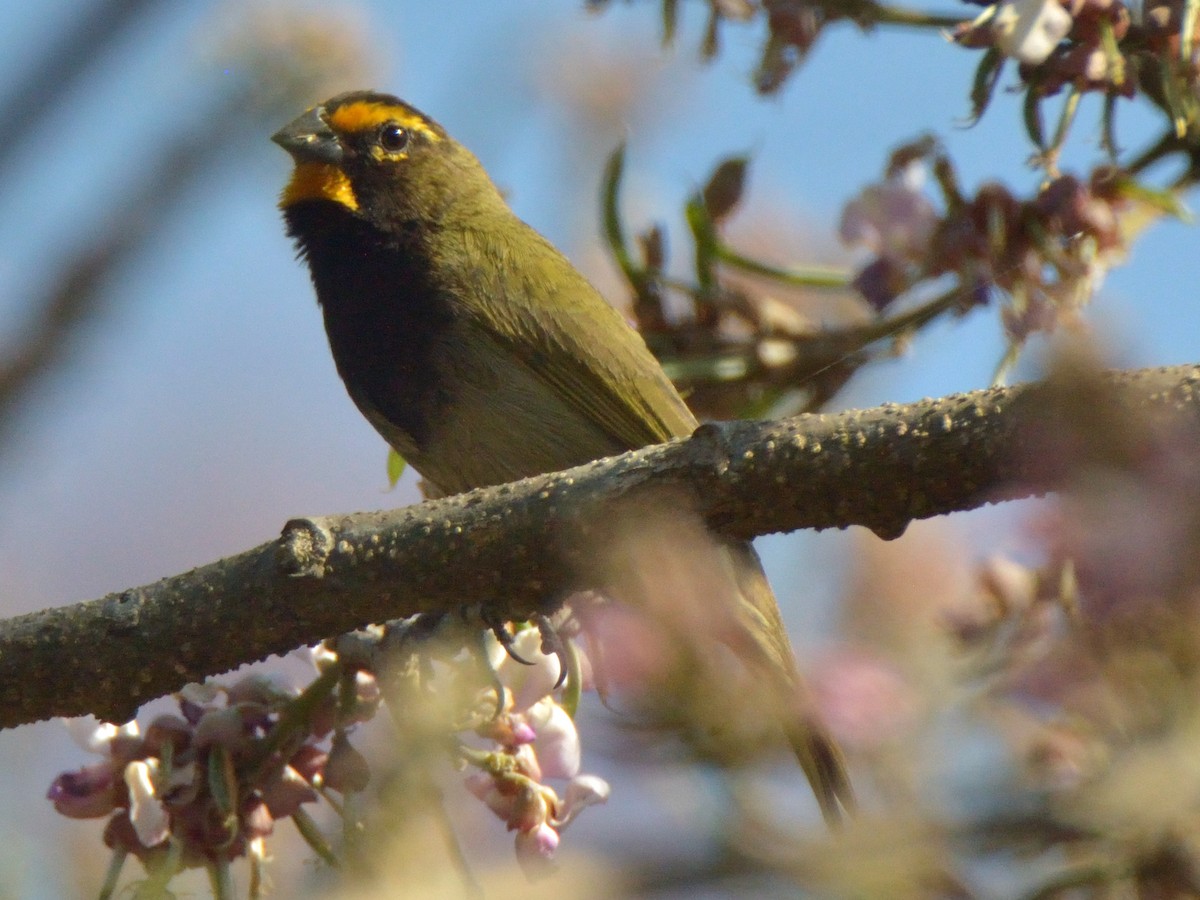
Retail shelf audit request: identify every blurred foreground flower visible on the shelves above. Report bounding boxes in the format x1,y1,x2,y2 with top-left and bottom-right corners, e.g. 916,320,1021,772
50,606,612,896
48,670,351,893
811,650,918,752
463,627,609,878
945,353,1200,895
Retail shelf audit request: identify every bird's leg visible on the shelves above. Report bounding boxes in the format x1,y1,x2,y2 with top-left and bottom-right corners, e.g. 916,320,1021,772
479,606,535,666
532,613,570,690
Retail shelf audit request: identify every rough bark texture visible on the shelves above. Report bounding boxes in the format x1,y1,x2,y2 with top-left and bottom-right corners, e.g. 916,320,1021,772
1,363,1197,729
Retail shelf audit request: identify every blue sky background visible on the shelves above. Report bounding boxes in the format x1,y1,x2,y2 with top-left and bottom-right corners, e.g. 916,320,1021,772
0,0,1196,894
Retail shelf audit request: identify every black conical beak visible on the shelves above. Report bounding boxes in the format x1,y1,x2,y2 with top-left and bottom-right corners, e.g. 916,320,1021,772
271,106,343,165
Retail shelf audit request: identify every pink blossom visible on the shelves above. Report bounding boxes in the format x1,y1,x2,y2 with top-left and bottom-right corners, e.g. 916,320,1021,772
527,699,581,780
47,761,120,819
555,775,611,827
515,822,560,878
811,649,917,750
839,164,938,265
510,720,537,745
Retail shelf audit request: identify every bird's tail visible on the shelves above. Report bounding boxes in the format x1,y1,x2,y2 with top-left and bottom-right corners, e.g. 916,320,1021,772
584,495,853,824
726,541,855,825
786,705,855,826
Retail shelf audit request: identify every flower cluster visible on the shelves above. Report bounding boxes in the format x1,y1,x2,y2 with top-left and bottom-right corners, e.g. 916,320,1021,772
48,668,377,881
840,141,1134,346
51,615,609,888
926,358,1200,893
994,0,1073,66
931,170,1125,342
463,627,609,878
954,0,1200,116
1028,0,1133,95
953,0,1127,77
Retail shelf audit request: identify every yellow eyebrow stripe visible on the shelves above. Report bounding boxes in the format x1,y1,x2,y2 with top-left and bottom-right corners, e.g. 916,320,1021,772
280,161,359,211
327,101,441,142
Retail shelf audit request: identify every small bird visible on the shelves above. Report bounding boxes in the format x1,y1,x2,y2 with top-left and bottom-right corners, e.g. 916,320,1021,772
273,91,851,822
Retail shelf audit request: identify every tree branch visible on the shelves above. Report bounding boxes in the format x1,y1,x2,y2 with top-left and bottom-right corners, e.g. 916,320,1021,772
2,363,1197,730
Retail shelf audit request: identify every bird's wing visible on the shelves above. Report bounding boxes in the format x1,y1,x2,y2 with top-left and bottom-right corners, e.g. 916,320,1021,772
455,224,699,453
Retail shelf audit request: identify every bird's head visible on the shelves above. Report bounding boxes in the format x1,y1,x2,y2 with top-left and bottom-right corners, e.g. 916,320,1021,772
273,91,497,230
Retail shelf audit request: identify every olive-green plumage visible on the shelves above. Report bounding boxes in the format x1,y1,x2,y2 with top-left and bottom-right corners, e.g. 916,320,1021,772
274,90,851,822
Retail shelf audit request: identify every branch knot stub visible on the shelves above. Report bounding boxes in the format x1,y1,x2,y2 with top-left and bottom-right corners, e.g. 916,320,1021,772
688,420,735,478
276,518,334,578
102,589,142,632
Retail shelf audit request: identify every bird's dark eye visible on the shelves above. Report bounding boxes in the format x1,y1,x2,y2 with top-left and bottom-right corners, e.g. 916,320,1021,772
378,123,409,152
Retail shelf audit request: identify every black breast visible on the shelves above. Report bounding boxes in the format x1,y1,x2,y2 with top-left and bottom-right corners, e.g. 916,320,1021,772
283,200,458,451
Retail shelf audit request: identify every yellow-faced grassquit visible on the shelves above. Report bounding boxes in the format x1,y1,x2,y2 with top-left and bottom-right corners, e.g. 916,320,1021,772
272,91,852,822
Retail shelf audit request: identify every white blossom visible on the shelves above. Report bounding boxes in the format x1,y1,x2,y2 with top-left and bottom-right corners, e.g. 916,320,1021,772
992,0,1072,64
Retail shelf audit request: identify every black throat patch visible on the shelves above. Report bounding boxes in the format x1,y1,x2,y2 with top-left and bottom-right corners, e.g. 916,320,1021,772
283,199,459,452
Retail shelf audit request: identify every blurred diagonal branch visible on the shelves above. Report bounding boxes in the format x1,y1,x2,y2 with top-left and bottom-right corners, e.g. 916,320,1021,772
0,0,161,172
0,361,1196,730
0,0,172,442
0,8,372,453
0,90,249,440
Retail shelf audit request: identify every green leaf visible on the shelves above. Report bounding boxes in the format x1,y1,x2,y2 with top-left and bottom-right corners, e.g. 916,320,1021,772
1048,87,1081,156
601,143,640,286
992,339,1023,387
1023,87,1047,151
292,808,340,869
1101,91,1120,160
966,47,1005,126
1183,0,1198,65
1159,60,1192,138
206,744,238,826
133,839,183,899
561,638,583,718
716,246,849,288
662,0,679,46
685,194,718,294
1098,19,1126,88
1108,175,1192,221
931,150,965,212
99,849,128,900
386,448,406,489
702,3,720,60
661,350,750,384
